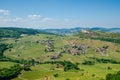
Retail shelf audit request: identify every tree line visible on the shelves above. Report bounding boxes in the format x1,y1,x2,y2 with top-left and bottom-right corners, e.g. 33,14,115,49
0,43,12,56
77,31,120,44
0,27,53,38
88,57,120,64
0,64,22,80
43,61,79,71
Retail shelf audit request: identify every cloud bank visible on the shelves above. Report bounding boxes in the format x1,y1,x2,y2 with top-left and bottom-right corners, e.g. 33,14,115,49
0,9,10,15
0,9,118,29
0,9,82,29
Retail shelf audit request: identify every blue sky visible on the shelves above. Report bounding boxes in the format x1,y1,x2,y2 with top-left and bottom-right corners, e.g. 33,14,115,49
0,0,120,29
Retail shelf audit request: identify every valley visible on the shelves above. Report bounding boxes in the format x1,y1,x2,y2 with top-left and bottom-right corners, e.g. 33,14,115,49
0,28,120,80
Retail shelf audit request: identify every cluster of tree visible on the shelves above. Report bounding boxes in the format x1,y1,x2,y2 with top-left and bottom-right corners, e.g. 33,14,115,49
62,61,79,71
14,59,37,66
0,28,20,38
43,61,79,71
0,56,34,79
0,43,12,56
91,37,120,44
0,64,31,80
0,56,39,69
77,31,120,44
53,73,59,77
0,27,50,38
88,57,120,64
82,60,95,65
0,64,22,80
0,56,37,66
0,56,10,61
106,71,120,80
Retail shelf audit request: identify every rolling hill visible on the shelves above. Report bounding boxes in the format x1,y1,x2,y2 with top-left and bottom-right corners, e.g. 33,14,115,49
0,27,120,80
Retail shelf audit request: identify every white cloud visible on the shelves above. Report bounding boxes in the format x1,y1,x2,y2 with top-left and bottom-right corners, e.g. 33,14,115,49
42,18,54,21
0,9,119,28
0,9,10,15
12,17,23,22
0,11,110,29
27,14,43,19
0,14,83,29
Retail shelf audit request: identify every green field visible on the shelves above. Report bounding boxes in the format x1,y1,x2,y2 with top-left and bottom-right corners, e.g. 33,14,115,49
12,63,120,80
0,62,16,69
3,34,120,61
0,32,120,80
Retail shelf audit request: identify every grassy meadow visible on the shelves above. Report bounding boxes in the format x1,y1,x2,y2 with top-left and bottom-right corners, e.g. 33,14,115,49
12,63,120,80
0,33,120,80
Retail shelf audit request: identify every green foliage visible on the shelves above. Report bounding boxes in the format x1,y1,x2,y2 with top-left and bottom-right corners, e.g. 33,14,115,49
103,45,109,49
92,74,95,77
0,64,22,80
92,37,120,44
66,78,70,80
0,43,9,56
0,56,38,68
76,31,120,44
62,61,79,71
107,66,112,70
106,71,120,80
89,57,120,64
23,66,31,71
0,29,19,38
43,61,79,71
82,60,95,65
53,73,59,77
0,28,120,80
0,27,47,38
28,59,36,66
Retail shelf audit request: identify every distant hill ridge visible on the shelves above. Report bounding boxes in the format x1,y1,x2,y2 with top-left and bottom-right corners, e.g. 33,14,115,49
0,27,120,37
41,27,120,35
0,27,50,38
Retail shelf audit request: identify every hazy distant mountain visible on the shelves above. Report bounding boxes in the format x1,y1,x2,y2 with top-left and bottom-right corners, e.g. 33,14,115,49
40,27,82,35
0,27,120,36
41,27,120,35
89,27,120,33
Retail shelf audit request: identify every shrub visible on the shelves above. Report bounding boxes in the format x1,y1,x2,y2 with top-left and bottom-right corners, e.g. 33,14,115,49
66,78,70,80
106,71,120,80
82,60,95,65
107,66,112,70
53,73,59,77
92,74,95,77
0,64,22,80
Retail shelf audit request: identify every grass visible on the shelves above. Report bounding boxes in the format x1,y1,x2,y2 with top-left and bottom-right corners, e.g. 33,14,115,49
1,33,120,80
3,34,120,61
12,63,120,80
0,61,16,69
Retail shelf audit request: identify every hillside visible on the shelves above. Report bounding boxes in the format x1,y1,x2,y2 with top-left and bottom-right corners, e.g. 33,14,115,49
0,28,120,80
0,27,51,38
75,30,120,44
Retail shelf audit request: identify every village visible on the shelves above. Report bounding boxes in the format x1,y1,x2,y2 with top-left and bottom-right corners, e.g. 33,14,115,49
41,38,109,59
